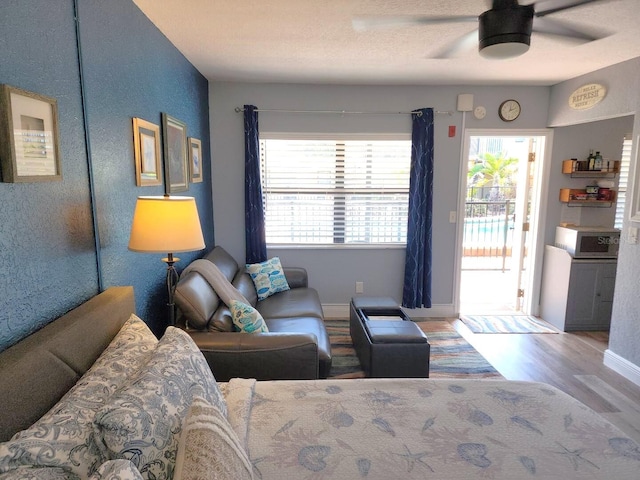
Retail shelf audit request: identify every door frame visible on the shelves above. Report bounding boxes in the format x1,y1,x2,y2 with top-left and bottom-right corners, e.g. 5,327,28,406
453,128,554,316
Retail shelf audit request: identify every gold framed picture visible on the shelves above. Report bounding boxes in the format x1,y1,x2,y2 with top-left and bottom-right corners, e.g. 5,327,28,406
188,137,202,183
132,117,162,187
0,84,62,182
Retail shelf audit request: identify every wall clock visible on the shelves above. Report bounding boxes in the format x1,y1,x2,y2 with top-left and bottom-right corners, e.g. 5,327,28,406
499,99,521,122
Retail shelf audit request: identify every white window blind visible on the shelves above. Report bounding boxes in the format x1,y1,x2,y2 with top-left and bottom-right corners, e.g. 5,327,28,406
615,135,632,229
259,136,411,245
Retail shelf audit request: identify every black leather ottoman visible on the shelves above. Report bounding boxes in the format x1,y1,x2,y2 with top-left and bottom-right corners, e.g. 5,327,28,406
350,297,430,378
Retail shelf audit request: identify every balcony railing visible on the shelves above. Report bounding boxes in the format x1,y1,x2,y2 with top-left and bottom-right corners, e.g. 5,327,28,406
463,186,516,272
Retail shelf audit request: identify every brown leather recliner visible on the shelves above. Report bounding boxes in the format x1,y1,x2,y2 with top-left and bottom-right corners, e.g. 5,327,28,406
174,246,332,381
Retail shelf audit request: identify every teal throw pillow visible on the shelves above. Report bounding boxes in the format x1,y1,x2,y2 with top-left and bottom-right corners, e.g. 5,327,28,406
230,300,269,333
245,257,290,301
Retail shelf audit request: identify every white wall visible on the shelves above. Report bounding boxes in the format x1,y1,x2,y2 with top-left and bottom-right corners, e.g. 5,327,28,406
209,82,550,315
548,59,638,128
548,57,640,384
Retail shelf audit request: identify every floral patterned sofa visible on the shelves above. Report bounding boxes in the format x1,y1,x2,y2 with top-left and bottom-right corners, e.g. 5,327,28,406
0,287,638,479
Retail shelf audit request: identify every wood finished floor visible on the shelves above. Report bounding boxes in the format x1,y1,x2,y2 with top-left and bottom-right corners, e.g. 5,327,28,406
449,319,640,443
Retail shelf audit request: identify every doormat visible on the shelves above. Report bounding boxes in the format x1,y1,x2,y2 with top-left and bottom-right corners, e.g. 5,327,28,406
460,315,559,334
325,319,502,379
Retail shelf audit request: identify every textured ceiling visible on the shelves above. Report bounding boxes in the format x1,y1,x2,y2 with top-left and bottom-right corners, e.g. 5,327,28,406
132,0,640,86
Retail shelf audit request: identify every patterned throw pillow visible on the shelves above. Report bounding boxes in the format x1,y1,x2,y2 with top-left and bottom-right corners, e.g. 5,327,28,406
93,327,227,480
245,257,290,301
89,460,143,480
0,314,158,479
174,397,253,480
230,300,269,333
0,467,80,480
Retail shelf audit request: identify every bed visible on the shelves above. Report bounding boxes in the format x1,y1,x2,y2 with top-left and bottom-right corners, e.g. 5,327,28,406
1,287,638,479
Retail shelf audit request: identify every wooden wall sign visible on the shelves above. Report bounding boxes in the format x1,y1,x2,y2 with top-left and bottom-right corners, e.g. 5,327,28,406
568,83,606,110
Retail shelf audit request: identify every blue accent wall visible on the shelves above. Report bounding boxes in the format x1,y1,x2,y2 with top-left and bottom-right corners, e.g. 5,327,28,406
0,0,213,349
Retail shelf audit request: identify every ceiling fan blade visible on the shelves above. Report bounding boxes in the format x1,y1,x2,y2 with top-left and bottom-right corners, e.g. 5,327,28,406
532,0,608,17
533,16,608,41
430,29,479,59
352,15,477,32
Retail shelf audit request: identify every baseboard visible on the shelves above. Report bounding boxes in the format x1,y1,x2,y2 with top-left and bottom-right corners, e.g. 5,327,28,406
404,305,456,319
322,303,456,320
603,349,640,387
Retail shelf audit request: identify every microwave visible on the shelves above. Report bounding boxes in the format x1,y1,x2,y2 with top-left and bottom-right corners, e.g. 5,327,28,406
555,226,620,258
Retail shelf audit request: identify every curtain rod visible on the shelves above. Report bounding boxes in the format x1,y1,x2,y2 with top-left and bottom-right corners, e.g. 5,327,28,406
234,107,453,116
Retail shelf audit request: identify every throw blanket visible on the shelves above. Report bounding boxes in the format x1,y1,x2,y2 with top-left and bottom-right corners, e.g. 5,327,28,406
182,259,250,306
222,378,639,479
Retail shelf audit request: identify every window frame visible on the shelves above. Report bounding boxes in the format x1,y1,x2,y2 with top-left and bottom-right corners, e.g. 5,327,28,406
615,134,632,229
259,132,412,249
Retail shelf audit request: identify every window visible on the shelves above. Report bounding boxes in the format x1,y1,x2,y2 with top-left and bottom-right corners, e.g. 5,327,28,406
259,135,411,245
614,135,632,229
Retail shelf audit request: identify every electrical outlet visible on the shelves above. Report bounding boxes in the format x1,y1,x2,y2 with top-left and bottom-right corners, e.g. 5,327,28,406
629,227,638,245
355,281,364,294
449,211,457,223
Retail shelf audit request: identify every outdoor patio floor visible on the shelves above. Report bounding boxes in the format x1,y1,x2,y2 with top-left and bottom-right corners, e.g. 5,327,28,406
459,256,522,315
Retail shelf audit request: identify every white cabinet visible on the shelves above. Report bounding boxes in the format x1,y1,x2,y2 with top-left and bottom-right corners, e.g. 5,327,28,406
540,245,617,331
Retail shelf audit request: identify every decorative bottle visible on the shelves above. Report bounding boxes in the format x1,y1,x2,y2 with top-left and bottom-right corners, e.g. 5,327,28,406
594,151,603,171
587,150,595,170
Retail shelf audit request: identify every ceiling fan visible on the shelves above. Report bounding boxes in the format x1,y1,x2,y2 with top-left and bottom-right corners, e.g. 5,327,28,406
353,0,610,59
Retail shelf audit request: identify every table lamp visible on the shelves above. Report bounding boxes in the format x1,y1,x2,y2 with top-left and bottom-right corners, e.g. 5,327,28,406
128,195,205,326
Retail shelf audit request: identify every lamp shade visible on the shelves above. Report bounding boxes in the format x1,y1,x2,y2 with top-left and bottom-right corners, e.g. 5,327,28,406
128,196,205,253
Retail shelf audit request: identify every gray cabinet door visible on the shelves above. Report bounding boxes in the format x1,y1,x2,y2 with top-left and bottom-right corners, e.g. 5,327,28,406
566,261,616,330
566,262,600,329
594,263,617,329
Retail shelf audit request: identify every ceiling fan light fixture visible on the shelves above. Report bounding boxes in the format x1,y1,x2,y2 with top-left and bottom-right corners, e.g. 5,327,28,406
478,3,533,59
480,39,530,59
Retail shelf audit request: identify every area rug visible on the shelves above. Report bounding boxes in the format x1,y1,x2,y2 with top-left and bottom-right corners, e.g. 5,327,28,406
460,314,559,334
324,319,502,379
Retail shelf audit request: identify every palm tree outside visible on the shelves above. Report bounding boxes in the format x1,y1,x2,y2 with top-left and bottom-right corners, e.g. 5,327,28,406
467,152,519,202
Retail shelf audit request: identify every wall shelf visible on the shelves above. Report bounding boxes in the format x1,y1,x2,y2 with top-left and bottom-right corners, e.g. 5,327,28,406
560,159,618,207
559,188,615,207
562,159,620,178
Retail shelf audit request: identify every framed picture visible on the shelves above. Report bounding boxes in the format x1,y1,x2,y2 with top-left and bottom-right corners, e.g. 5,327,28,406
161,113,189,194
132,117,162,186
0,84,61,182
188,137,202,183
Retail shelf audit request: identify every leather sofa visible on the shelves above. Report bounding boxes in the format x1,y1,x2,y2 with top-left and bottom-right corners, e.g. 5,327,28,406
174,246,332,381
